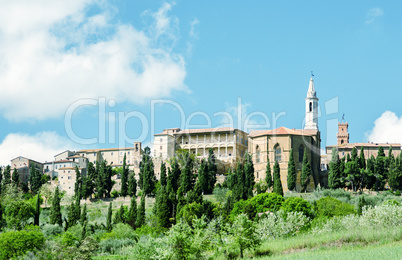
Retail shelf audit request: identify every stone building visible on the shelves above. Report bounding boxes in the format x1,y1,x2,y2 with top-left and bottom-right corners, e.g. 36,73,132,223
248,77,321,192
10,156,43,183
154,127,249,168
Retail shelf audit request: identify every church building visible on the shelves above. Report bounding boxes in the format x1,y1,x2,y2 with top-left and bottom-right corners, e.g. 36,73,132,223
248,77,321,192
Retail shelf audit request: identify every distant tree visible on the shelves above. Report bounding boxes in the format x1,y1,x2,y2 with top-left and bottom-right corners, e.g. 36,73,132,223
74,166,82,199
121,153,129,197
388,155,402,191
197,159,208,194
140,147,156,196
160,161,167,187
49,187,62,226
180,151,195,194
287,149,296,192
80,204,88,225
374,146,387,190
96,161,106,198
233,162,246,201
265,157,273,192
357,195,366,216
156,186,171,228
12,168,19,187
351,147,358,162
128,173,137,197
365,155,376,190
345,158,359,192
66,201,78,228
2,166,11,186
136,194,146,228
113,205,127,224
169,158,181,193
300,148,311,193
272,160,283,196
206,148,217,193
127,196,137,229
328,147,341,189
359,146,366,170
29,164,42,194
244,153,255,198
0,167,2,194
106,202,112,232
34,193,40,226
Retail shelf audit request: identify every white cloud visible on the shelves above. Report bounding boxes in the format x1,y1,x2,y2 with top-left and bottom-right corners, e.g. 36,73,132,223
366,111,402,144
366,7,384,24
0,132,76,166
0,1,187,121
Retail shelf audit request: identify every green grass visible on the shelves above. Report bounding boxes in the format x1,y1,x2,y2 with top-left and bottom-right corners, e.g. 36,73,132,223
258,240,402,259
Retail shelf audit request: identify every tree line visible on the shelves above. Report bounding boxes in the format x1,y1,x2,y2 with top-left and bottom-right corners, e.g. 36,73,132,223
328,146,402,191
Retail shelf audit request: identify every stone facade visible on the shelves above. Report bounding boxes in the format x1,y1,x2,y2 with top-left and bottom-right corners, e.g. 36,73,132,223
10,156,43,183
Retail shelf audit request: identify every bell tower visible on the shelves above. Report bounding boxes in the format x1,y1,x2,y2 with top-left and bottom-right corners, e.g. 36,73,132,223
337,122,349,146
304,76,319,130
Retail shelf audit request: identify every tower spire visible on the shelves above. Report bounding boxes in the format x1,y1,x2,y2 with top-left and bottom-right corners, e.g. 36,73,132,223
304,75,319,130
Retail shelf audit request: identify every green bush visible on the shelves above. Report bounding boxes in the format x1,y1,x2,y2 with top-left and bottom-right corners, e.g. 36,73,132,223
0,226,45,259
99,238,137,254
230,200,256,221
41,224,63,238
382,199,401,206
314,197,355,218
249,193,284,213
4,200,35,229
280,197,313,218
61,232,79,247
100,223,138,241
176,201,216,225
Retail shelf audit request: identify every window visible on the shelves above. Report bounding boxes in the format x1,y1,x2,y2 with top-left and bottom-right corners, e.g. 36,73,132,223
257,172,259,178
68,176,71,180
299,145,304,163
309,102,312,112
274,144,281,162
160,146,162,150
111,152,113,155
120,161,122,164
69,187,71,189
256,145,260,163
229,153,232,156
160,138,162,142
128,160,130,163
341,140,344,144
128,152,130,154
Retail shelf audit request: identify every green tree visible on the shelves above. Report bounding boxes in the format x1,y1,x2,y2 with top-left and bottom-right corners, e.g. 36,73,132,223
113,205,127,224
66,201,78,228
197,159,208,194
359,146,366,170
287,148,296,192
49,187,62,226
374,146,387,190
12,168,19,187
244,153,255,198
328,147,341,189
29,164,42,194
0,227,45,259
0,167,2,194
121,153,129,197
233,162,246,201
2,165,11,186
206,148,217,193
74,166,82,199
156,186,171,228
226,213,261,258
106,202,113,232
136,194,146,228
80,204,88,225
34,193,40,226
388,156,402,191
4,200,35,230
140,147,156,196
160,161,167,187
128,173,137,197
300,148,311,193
180,151,195,194
265,158,273,192
127,196,137,228
169,157,181,193
273,160,283,196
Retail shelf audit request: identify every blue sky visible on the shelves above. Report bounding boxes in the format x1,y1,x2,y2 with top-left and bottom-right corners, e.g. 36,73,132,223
0,0,401,165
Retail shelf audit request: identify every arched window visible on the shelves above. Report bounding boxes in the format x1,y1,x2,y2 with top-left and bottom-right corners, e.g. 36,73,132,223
299,145,304,162
341,140,344,144
309,102,312,112
274,144,281,162
256,145,260,163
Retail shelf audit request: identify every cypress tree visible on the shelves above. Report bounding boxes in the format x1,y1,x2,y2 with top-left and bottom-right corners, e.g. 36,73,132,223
96,161,106,198
244,153,255,199
30,164,42,194
67,201,77,227
233,162,246,201
301,148,311,193
34,193,40,226
187,175,203,204
12,168,19,187
359,146,366,170
0,167,2,195
351,147,358,161
80,204,87,225
328,147,341,189
206,148,217,194
127,196,137,228
180,151,194,194
157,186,171,228
160,162,167,187
197,159,208,194
374,146,387,191
357,195,366,216
106,202,113,232
3,165,11,186
114,205,126,224
81,221,87,240
273,160,283,196
128,173,137,197
136,194,146,228
287,149,296,192
265,157,273,192
104,165,114,198
169,158,181,193
121,153,129,197
50,187,62,226
74,166,81,199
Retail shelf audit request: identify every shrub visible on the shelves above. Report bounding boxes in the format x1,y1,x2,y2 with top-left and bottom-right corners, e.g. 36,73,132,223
249,193,284,213
4,200,35,229
61,232,79,247
99,238,137,254
0,226,45,259
41,224,63,238
230,200,256,221
314,197,355,218
280,197,313,218
382,199,401,206
100,223,138,241
176,201,216,226
256,210,310,240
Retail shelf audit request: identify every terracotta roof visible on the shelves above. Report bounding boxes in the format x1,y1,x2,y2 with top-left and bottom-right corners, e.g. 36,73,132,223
10,156,43,165
155,127,247,136
249,127,318,138
327,143,401,149
77,147,135,153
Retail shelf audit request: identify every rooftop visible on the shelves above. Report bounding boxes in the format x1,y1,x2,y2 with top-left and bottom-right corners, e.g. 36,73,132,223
249,126,318,138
